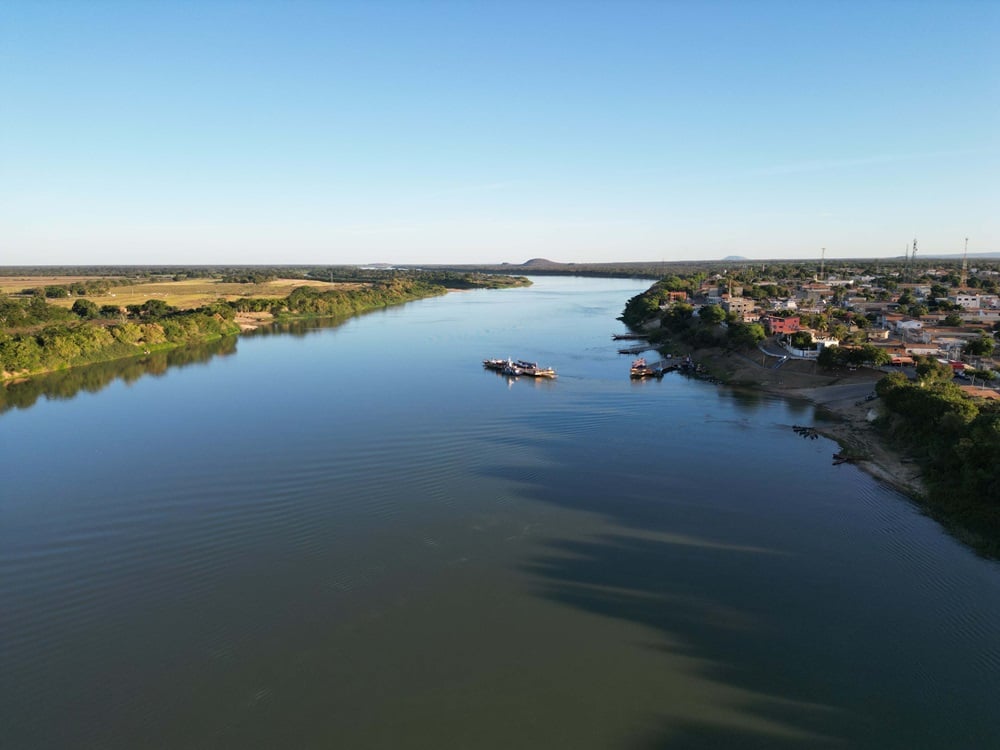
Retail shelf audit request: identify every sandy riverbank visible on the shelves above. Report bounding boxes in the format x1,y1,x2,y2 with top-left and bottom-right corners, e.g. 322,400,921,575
690,348,926,499
234,311,274,331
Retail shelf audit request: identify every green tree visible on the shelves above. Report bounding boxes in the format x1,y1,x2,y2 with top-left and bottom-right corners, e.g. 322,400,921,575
790,330,814,349
139,299,175,318
915,356,954,386
964,335,996,358
660,303,694,333
698,304,726,325
818,345,844,369
727,322,765,349
943,313,964,327
0,335,43,371
859,344,891,367
111,322,142,345
71,299,99,319
140,323,167,344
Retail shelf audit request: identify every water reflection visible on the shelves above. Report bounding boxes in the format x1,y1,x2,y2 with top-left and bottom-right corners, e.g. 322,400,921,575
0,336,239,417
242,315,353,339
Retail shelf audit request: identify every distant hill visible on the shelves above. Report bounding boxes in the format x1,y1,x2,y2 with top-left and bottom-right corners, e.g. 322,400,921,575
519,258,567,269
722,255,749,261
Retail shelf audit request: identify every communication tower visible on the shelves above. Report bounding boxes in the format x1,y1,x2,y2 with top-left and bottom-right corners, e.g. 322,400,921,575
960,237,969,288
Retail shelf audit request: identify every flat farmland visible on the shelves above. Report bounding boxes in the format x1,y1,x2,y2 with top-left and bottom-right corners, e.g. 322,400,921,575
8,278,361,311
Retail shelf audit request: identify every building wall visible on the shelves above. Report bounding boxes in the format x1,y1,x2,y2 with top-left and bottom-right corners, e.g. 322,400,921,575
762,316,800,334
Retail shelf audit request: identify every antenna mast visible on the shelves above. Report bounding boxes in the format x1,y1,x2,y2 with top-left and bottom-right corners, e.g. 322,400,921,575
960,237,969,288
819,247,825,280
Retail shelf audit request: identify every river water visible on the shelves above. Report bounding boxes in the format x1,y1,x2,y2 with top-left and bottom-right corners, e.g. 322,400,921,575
2,276,999,749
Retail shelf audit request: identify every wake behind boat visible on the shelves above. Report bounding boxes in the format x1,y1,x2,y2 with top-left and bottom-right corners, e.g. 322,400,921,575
483,358,557,378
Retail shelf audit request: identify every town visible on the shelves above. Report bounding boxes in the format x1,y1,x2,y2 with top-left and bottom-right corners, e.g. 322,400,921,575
621,256,999,395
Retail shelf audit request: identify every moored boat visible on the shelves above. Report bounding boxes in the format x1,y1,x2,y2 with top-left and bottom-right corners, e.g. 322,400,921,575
483,358,556,378
514,359,557,378
630,357,668,379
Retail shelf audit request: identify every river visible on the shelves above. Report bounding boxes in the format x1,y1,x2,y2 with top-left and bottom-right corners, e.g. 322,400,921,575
2,276,999,749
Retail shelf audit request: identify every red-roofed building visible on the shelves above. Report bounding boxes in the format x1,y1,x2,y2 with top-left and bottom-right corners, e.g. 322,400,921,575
761,315,800,335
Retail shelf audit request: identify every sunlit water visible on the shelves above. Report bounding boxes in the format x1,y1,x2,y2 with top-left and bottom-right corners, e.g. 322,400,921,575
2,277,999,749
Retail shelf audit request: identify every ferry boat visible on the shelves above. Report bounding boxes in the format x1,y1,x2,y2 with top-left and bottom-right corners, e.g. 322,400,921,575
630,357,661,379
483,358,556,378
513,359,557,378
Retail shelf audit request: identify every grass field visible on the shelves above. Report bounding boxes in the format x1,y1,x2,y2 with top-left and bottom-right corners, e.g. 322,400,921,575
4,277,361,311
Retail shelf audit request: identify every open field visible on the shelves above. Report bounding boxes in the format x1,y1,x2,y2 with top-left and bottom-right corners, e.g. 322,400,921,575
5,277,361,311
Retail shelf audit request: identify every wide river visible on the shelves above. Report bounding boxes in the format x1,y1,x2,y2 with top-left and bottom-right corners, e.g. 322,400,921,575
3,276,999,749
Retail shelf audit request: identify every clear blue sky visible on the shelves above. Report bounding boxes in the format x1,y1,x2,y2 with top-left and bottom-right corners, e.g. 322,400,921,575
2,0,998,265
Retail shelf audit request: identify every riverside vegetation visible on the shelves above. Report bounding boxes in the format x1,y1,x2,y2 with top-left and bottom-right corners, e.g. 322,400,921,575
0,270,529,382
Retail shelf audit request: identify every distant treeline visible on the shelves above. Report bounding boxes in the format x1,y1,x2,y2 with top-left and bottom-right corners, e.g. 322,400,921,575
3,257,999,283
15,278,137,299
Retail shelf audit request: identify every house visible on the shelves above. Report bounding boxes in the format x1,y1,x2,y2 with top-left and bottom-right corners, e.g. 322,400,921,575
770,298,798,311
722,297,755,317
784,330,839,359
959,386,1000,400
895,319,923,335
761,315,800,335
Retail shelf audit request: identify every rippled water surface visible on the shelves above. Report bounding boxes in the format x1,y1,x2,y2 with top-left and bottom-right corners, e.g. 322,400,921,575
3,277,999,748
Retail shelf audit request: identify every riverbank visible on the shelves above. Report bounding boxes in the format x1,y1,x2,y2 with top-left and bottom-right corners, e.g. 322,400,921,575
685,347,927,500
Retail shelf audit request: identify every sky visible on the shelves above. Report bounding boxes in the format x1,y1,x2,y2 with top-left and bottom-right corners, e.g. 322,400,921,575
2,0,998,266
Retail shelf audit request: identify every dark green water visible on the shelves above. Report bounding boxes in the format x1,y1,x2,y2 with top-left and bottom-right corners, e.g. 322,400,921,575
2,277,999,748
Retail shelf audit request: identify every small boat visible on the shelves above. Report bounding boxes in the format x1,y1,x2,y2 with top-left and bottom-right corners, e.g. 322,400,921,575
483,358,509,371
513,359,557,378
630,357,669,379
630,357,657,378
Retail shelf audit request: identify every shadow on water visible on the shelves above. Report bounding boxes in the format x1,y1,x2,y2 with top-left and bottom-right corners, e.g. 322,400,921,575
0,335,238,417
480,416,993,749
